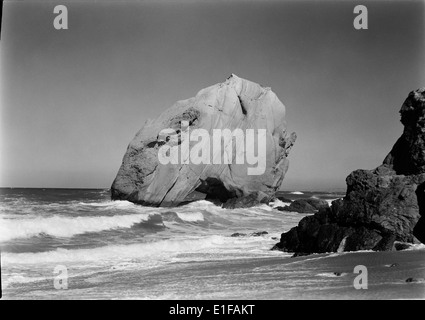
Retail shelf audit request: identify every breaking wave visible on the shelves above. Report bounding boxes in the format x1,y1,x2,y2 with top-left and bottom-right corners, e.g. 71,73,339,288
0,198,212,242
0,213,153,242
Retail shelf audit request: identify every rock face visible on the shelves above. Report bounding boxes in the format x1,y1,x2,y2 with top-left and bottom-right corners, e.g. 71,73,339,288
111,74,296,207
273,88,425,254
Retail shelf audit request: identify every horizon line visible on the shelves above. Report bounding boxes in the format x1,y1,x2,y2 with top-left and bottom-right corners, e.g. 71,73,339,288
0,186,346,192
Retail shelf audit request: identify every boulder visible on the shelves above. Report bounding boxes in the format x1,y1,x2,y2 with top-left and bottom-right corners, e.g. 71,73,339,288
250,231,269,237
275,196,293,203
277,200,316,213
276,198,329,213
406,277,425,283
303,198,330,210
230,233,247,237
394,241,414,251
273,88,425,254
221,191,271,209
111,74,296,207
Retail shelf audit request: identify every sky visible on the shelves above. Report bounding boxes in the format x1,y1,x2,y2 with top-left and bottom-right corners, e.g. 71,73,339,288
1,0,424,190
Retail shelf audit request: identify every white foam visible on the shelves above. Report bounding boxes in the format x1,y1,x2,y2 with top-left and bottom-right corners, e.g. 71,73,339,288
406,243,425,251
78,200,138,209
175,212,204,222
0,200,154,220
290,191,304,195
0,213,151,242
176,200,225,217
2,235,229,265
325,198,340,206
269,199,291,208
180,200,222,211
0,230,287,267
256,204,274,211
2,274,49,289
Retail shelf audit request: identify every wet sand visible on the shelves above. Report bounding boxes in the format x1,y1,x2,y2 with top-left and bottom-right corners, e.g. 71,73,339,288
5,248,423,300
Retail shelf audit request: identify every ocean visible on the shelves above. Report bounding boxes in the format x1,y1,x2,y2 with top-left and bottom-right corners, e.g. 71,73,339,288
1,188,424,300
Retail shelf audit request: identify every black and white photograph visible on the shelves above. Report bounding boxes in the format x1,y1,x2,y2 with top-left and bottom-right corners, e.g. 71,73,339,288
0,0,424,302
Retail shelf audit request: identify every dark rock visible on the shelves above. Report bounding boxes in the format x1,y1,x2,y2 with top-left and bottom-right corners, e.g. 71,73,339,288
231,231,268,237
373,233,397,251
333,272,342,276
383,88,425,175
315,224,352,253
273,88,425,254
413,216,425,243
389,263,399,268
250,231,268,237
302,198,330,211
221,191,271,209
276,196,293,203
406,277,425,283
394,241,413,251
277,198,329,214
291,252,311,257
278,199,317,213
270,244,281,251
230,233,247,237
315,208,335,224
343,227,382,251
276,227,300,252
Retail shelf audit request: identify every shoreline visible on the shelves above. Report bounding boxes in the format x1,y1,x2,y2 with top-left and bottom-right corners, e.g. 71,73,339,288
3,248,425,300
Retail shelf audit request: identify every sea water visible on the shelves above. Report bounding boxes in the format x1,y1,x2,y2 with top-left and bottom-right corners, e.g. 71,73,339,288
1,188,424,300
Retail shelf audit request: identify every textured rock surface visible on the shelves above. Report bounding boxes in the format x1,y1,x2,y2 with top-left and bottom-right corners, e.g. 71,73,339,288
273,88,425,254
111,74,296,206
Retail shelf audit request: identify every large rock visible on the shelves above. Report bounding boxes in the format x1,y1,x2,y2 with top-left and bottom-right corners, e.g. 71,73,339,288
273,88,425,254
276,198,329,213
383,88,425,175
111,74,296,206
221,191,271,209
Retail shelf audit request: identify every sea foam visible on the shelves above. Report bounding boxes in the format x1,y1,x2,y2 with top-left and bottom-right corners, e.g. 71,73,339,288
0,213,152,241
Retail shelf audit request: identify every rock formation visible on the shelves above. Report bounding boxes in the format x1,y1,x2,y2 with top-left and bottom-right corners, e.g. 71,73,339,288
111,74,296,207
273,88,425,254
276,198,329,213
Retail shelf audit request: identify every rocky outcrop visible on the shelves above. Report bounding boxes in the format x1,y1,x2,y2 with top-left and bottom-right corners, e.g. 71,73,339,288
273,88,425,254
221,191,271,209
276,198,329,213
383,88,425,175
230,231,269,237
275,196,293,203
111,74,296,207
